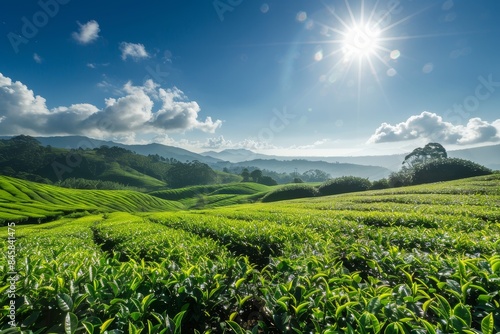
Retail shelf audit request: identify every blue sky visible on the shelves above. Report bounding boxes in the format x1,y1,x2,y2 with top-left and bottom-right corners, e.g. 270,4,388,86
1,0,500,156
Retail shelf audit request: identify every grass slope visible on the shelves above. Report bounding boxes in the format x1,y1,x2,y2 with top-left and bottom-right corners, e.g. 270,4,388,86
0,176,182,223
149,182,273,209
97,161,166,188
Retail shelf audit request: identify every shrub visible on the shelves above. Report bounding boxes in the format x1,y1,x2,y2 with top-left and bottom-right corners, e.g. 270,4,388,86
261,184,318,202
260,175,278,186
412,158,492,184
57,177,143,191
370,178,390,190
318,176,371,196
388,168,414,188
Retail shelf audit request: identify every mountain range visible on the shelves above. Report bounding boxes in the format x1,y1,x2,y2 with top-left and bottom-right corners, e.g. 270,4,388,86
2,136,498,178
204,146,500,171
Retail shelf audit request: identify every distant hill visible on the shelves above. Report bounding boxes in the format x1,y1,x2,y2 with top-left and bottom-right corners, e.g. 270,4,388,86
214,159,392,180
201,149,269,162
6,136,222,165
447,144,500,170
0,136,237,190
2,136,393,179
0,136,170,189
203,144,500,171
3,135,497,178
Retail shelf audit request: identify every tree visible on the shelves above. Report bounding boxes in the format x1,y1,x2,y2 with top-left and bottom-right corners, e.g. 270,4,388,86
241,168,250,182
250,169,262,182
403,142,447,168
302,169,331,182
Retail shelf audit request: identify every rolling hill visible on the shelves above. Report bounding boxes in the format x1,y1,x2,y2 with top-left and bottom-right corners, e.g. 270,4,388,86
0,175,182,223
23,135,221,164
149,182,273,209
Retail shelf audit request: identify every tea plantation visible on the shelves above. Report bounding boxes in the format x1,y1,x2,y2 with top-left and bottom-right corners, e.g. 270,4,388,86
1,175,499,333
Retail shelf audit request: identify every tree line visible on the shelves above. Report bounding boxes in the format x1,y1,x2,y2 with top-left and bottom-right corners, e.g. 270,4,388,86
0,135,226,190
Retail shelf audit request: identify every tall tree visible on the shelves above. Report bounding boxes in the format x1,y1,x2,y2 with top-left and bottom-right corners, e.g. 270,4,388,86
403,142,447,168
241,168,250,182
250,169,263,182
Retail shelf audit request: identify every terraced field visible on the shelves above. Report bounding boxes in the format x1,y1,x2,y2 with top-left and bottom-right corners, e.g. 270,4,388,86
149,182,272,209
0,176,182,223
1,174,499,333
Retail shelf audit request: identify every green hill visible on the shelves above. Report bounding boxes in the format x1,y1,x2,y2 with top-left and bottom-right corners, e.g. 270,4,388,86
0,135,239,191
149,182,273,209
0,176,182,223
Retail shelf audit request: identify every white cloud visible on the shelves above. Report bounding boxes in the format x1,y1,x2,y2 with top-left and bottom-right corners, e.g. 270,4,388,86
290,138,332,150
120,42,149,61
204,135,232,149
368,111,500,145
151,87,222,133
199,136,277,151
149,135,277,153
72,20,100,44
0,72,222,138
33,53,42,63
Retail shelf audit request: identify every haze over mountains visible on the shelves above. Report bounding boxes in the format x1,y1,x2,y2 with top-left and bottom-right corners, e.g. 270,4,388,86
202,146,500,171
2,136,498,179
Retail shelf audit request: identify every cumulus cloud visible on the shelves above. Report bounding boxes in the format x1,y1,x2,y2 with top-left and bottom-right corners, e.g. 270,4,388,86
0,72,222,138
72,20,100,44
151,135,277,153
151,87,221,133
368,111,500,145
120,42,149,61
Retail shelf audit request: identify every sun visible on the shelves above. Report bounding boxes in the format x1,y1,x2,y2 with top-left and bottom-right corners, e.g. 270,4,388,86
322,1,393,73
308,0,418,107
341,23,382,62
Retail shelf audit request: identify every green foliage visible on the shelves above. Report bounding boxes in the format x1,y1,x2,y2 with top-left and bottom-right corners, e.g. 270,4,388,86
1,174,500,332
240,168,250,182
388,167,414,187
57,177,145,191
214,169,242,184
412,158,492,184
149,182,272,209
261,184,318,202
231,166,331,184
0,176,182,223
166,161,217,188
0,136,171,190
318,175,372,196
249,169,263,182
403,142,448,168
370,178,390,190
259,175,278,186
